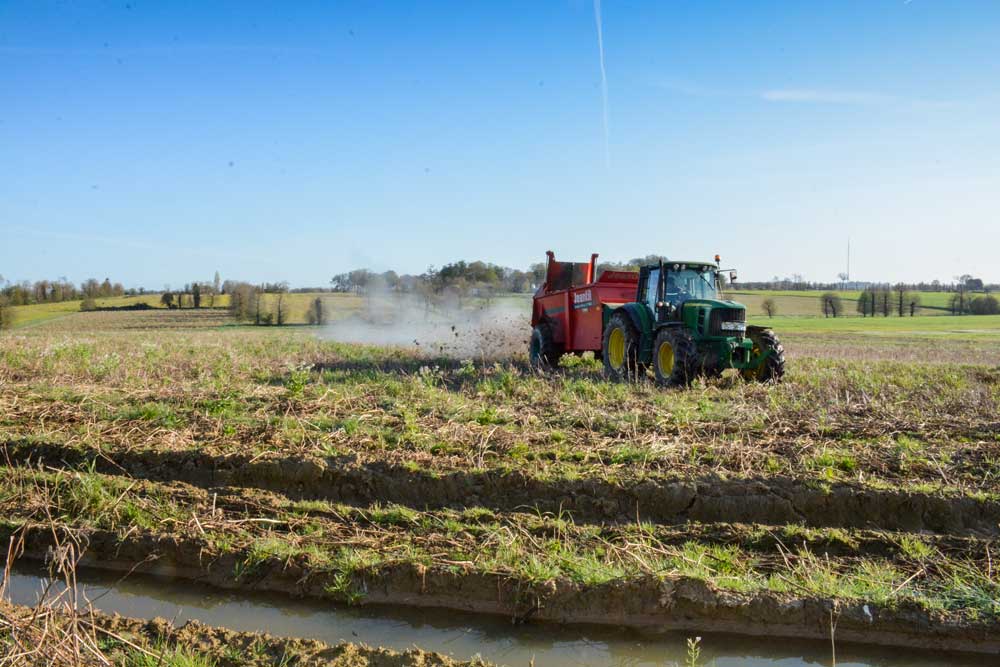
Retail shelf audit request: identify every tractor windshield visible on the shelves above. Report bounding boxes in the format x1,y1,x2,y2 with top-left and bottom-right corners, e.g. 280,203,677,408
664,267,717,307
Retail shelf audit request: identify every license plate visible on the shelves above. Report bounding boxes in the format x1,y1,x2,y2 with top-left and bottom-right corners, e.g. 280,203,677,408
721,321,746,332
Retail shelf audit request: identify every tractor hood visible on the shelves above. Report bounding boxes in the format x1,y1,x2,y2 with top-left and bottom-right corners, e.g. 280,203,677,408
681,299,748,337
682,298,746,311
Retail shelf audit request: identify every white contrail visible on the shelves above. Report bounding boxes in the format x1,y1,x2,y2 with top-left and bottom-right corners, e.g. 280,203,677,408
593,0,610,169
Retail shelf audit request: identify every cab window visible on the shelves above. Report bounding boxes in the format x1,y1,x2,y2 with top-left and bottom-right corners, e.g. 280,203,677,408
645,268,660,309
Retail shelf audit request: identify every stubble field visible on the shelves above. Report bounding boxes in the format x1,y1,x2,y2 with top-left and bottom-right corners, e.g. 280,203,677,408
2,306,1000,663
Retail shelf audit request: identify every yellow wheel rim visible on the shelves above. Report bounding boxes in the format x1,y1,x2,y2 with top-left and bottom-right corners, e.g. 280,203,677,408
743,343,762,379
658,340,674,375
608,328,625,368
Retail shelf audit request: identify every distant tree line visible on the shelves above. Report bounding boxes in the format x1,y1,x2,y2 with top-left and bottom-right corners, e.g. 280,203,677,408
0,275,135,325
5,260,999,330
850,283,997,317
741,274,996,294
853,285,922,317
225,281,328,326
157,272,225,310
330,260,541,298
0,270,232,317
327,261,542,312
1,277,128,306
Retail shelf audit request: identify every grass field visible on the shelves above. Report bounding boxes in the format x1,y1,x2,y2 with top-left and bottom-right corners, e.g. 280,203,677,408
749,313,1000,333
1,306,999,656
8,294,165,328
9,292,366,329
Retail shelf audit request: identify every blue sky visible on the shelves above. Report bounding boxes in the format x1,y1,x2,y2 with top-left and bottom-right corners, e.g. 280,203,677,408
2,0,998,287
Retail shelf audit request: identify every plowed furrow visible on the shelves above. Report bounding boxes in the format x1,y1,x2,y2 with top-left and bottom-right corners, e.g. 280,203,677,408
5,440,999,536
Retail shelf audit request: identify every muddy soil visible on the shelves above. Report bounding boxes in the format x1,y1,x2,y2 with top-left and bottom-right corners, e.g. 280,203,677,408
8,440,999,536
4,523,999,655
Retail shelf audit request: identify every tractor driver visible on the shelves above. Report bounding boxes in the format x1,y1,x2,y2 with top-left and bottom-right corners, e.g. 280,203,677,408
664,273,689,308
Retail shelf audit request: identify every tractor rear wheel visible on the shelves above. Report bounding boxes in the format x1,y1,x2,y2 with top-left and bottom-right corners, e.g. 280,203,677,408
741,327,786,383
602,311,643,381
653,327,699,386
529,322,562,371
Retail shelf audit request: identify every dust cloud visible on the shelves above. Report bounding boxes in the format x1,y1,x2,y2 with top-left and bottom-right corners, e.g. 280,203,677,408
319,291,531,360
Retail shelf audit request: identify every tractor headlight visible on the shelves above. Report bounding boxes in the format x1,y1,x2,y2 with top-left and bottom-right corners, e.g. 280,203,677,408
720,321,746,332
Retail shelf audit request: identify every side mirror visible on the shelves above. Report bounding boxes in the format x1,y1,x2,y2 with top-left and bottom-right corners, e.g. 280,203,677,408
729,271,737,283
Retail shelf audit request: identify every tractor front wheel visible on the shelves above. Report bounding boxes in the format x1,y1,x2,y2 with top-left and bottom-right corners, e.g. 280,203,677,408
653,327,699,386
602,311,643,381
529,322,562,371
741,327,786,383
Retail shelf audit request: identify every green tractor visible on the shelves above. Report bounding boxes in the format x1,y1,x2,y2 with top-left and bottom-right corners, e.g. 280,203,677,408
601,258,785,386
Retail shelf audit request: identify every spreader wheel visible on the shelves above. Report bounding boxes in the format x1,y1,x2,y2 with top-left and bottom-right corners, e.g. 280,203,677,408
741,327,786,383
602,311,643,381
529,322,562,371
653,327,699,386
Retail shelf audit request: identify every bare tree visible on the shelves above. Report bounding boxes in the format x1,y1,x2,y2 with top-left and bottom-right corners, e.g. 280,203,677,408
761,297,777,318
227,282,257,321
820,292,843,318
208,272,221,307
275,292,286,326
950,289,968,315
307,296,327,325
34,279,50,302
894,284,911,317
0,295,14,331
859,287,892,317
877,288,892,317
856,290,873,317
160,292,175,309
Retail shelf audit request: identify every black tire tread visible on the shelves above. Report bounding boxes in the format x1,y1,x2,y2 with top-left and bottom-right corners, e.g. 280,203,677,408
653,327,700,386
743,326,786,382
529,322,562,371
602,311,643,382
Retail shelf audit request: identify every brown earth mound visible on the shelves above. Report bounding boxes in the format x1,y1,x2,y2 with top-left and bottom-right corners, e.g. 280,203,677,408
8,440,999,536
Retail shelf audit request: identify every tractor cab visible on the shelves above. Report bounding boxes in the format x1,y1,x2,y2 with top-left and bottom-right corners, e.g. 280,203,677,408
638,263,719,316
637,261,746,335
